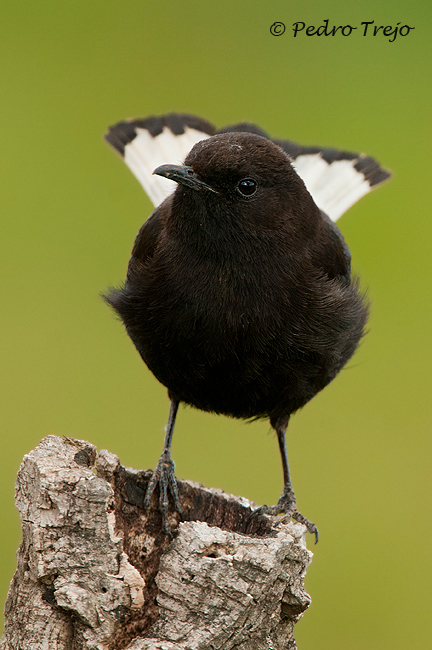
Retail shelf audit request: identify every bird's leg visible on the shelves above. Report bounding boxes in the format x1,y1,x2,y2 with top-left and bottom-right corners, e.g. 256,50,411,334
143,397,182,537
274,417,297,512
253,416,319,544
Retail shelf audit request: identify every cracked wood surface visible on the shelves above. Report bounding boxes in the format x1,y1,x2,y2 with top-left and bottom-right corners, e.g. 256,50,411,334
1,436,313,649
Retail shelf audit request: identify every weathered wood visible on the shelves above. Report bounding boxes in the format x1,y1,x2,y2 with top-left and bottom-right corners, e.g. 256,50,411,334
1,435,313,649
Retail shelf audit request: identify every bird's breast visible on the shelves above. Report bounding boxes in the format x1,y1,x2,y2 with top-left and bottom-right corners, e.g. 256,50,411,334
121,238,366,419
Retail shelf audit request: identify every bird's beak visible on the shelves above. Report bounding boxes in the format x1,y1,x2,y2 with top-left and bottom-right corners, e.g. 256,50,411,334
153,164,218,194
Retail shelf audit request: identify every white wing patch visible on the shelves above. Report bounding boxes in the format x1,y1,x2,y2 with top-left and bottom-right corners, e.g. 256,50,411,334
106,114,390,220
293,155,372,222
124,126,211,206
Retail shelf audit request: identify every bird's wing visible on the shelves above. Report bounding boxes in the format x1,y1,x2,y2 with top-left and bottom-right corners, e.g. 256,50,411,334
104,199,172,318
129,206,165,267
272,137,391,222
106,114,390,222
105,114,215,207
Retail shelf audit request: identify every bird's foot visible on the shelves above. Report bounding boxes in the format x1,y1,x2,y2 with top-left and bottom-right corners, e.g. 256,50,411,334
252,487,319,544
143,450,183,538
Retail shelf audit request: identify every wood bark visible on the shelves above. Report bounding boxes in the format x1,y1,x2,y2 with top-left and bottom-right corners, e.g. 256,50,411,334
1,435,313,649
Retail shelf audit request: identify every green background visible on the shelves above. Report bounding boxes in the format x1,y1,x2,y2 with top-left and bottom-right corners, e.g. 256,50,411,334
1,1,431,647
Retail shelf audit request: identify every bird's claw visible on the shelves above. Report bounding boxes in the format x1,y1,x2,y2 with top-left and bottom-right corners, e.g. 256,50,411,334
143,450,182,538
250,488,319,544
291,511,319,544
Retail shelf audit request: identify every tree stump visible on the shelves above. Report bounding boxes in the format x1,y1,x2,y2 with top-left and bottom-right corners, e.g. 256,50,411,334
1,435,313,649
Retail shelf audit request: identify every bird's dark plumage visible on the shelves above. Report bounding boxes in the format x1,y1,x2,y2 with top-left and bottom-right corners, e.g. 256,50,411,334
104,114,390,541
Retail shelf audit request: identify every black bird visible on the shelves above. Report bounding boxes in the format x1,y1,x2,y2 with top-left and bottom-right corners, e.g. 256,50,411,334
104,113,390,542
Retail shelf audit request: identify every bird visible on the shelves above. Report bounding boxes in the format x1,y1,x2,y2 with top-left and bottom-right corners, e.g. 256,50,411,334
104,113,390,542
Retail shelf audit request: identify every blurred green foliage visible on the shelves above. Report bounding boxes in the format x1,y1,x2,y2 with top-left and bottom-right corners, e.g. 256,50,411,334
1,1,431,647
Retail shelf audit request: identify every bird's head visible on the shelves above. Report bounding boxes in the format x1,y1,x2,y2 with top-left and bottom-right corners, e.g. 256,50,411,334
153,132,320,232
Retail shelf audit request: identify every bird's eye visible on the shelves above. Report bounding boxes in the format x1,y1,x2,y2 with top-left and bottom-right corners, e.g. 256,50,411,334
237,178,257,197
